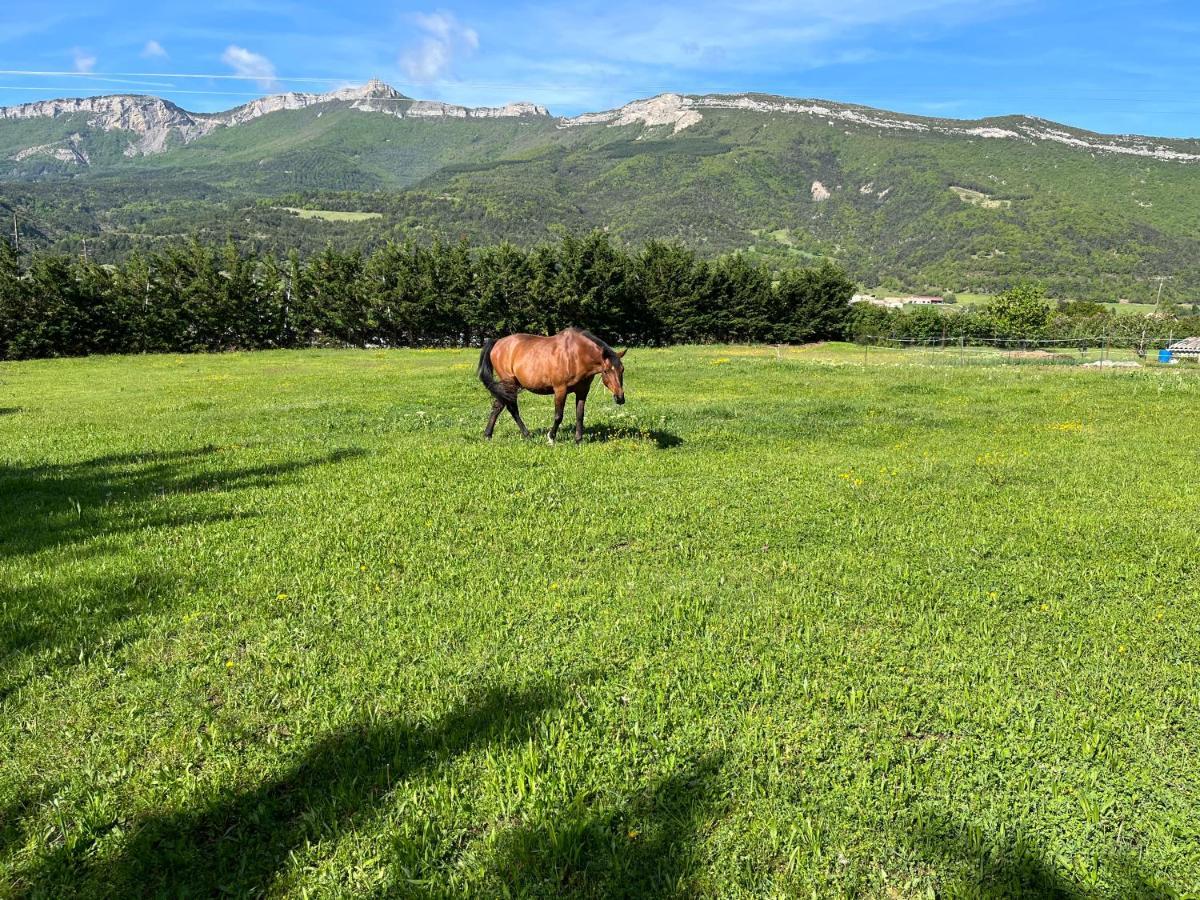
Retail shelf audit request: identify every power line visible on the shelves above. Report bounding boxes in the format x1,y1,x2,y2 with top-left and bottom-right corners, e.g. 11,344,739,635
5,69,1199,104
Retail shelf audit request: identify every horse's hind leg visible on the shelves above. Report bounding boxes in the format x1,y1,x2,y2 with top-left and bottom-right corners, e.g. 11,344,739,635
484,398,504,439
507,398,531,439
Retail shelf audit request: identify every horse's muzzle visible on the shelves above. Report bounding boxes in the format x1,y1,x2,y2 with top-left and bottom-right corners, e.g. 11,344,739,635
615,395,625,405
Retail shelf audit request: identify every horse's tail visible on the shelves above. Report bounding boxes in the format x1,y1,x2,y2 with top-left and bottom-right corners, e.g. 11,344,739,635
478,339,516,403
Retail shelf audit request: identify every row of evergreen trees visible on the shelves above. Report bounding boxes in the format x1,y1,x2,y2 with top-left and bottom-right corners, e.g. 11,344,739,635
0,233,857,361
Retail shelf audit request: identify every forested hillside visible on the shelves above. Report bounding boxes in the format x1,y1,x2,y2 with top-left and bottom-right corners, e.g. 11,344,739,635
3,86,1199,302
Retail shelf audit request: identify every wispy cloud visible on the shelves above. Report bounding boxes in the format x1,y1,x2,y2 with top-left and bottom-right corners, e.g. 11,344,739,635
141,40,168,59
396,0,1025,112
400,10,479,83
221,44,278,89
532,0,1025,72
72,48,97,74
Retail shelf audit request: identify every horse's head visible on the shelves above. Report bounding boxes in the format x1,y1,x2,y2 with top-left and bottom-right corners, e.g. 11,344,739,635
600,349,626,404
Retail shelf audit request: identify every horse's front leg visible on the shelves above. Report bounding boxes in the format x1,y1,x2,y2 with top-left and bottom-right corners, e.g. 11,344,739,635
571,376,590,444
548,388,567,444
573,380,592,444
574,395,587,444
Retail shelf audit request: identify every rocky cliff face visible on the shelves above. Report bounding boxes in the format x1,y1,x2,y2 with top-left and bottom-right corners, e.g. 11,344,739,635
563,92,1200,162
564,93,702,133
0,80,551,162
0,94,211,157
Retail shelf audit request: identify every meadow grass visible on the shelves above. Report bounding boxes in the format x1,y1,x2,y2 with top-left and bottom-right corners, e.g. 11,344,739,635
278,207,384,222
1,344,1198,897
942,292,1162,317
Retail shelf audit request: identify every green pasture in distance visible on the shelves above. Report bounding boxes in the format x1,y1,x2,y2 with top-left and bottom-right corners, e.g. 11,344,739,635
277,207,385,222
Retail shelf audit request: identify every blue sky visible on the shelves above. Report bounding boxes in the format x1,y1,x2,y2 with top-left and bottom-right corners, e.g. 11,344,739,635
2,1,1199,136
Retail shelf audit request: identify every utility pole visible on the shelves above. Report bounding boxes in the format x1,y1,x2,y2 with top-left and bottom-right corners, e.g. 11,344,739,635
11,211,17,252
81,237,88,263
1153,276,1166,314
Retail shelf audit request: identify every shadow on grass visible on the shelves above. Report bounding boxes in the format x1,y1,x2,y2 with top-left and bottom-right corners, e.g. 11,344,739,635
0,407,20,416
0,446,364,559
585,422,684,449
912,813,1178,899
18,681,565,898
0,790,42,863
486,753,724,897
0,572,179,706
0,446,363,701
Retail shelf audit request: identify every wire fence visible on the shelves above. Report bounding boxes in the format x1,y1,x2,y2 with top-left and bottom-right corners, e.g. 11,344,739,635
855,335,1200,368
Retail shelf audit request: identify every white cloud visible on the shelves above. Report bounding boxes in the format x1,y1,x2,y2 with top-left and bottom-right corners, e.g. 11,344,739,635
400,11,479,83
141,40,168,59
72,48,96,73
221,44,278,90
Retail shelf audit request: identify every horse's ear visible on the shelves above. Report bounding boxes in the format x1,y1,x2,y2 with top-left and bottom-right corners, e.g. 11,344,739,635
617,348,627,358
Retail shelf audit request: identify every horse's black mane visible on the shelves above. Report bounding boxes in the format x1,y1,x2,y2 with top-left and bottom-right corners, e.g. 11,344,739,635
577,329,622,366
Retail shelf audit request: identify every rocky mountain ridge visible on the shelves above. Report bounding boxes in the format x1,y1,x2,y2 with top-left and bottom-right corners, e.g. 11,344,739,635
563,92,1200,162
6,79,1199,167
0,79,551,159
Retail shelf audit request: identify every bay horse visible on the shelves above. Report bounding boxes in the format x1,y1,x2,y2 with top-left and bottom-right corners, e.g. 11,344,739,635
478,328,626,444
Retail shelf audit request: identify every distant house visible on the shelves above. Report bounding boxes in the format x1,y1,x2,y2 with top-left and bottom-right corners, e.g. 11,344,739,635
1168,337,1200,358
903,296,945,305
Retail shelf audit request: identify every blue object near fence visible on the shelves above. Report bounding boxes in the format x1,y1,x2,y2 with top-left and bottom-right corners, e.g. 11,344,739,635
1159,349,1173,363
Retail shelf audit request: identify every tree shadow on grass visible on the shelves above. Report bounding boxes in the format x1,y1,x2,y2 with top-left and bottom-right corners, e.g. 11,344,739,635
0,446,364,701
0,789,44,864
18,680,566,898
486,753,724,897
0,446,365,560
584,422,684,449
911,812,1178,899
0,572,179,706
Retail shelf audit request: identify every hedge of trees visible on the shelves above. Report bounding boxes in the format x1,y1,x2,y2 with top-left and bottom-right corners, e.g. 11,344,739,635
0,232,857,361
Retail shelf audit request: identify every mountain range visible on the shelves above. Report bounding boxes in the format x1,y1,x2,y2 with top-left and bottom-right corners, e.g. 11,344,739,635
2,80,1198,301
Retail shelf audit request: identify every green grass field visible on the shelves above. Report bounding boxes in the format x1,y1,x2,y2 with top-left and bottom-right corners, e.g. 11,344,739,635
935,292,1164,317
2,344,1198,897
278,207,385,222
